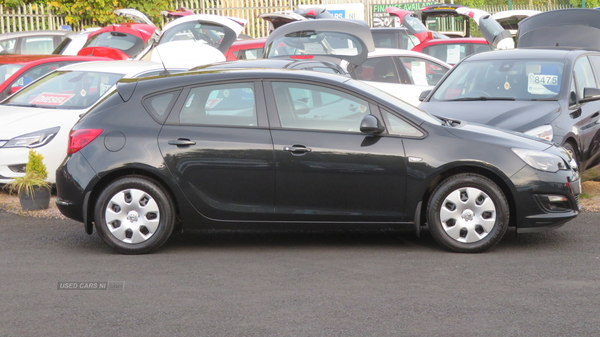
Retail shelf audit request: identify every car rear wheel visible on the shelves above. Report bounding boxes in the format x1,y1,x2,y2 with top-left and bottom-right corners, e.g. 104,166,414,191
94,176,175,254
427,173,509,253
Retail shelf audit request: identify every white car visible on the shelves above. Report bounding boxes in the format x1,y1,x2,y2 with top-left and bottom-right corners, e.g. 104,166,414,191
0,60,185,184
262,19,451,106
355,49,450,106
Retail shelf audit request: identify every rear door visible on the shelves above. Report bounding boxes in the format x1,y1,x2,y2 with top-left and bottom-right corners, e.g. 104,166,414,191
158,80,276,221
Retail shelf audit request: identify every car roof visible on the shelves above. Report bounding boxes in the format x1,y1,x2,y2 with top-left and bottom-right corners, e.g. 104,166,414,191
368,48,452,66
0,30,69,39
462,47,590,62
419,37,488,45
56,60,168,75
230,38,267,48
0,54,109,65
145,67,353,86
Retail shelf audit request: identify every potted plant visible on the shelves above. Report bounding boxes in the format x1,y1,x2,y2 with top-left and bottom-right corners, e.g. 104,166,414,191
6,149,51,211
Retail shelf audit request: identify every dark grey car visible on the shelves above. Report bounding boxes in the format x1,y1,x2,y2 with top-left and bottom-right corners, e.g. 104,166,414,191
419,48,600,171
419,8,600,171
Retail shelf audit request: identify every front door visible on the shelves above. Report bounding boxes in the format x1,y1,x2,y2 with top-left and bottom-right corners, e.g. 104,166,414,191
266,80,408,222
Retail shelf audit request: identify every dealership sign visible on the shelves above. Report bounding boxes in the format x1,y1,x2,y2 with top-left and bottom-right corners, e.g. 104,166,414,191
373,2,437,27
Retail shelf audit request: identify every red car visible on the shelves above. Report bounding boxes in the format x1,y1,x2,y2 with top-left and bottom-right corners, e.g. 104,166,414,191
0,54,110,100
76,23,159,60
410,37,492,66
225,38,266,61
385,7,511,65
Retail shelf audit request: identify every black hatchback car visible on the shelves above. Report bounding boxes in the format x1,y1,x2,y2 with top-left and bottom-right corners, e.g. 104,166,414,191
55,68,580,254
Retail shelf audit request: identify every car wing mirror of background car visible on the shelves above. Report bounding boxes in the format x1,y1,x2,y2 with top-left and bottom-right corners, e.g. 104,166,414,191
360,114,385,135
581,87,600,103
419,90,432,102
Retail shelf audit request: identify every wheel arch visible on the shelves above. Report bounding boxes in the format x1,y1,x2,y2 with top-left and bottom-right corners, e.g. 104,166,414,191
418,164,517,230
85,167,182,232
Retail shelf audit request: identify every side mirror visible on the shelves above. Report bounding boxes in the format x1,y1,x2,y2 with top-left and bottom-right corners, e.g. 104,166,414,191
582,87,600,101
360,114,385,135
419,90,431,102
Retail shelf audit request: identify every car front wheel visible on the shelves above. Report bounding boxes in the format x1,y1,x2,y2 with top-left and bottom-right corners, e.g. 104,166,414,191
94,176,175,254
427,173,509,253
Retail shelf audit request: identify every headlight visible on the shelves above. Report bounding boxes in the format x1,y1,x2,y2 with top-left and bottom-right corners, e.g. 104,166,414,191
512,148,568,172
2,127,60,148
524,125,553,142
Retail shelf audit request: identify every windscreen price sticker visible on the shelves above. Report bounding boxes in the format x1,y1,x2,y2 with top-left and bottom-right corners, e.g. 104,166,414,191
30,92,75,106
528,74,558,85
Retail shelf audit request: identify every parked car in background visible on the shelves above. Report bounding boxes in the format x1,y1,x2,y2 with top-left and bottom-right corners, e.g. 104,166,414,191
55,67,580,255
225,38,266,61
0,60,186,185
260,19,450,105
0,30,68,54
385,6,511,65
420,8,600,171
371,27,421,50
52,28,101,55
0,54,109,100
492,10,541,37
140,13,245,68
76,22,159,60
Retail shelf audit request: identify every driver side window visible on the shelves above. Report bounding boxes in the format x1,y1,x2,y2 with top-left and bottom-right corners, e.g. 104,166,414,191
271,81,371,132
573,57,597,100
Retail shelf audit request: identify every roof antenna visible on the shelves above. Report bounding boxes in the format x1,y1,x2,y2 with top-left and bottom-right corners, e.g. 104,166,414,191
152,42,170,76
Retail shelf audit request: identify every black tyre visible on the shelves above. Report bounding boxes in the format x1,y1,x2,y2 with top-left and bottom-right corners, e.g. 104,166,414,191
562,141,579,169
94,176,175,254
427,173,509,253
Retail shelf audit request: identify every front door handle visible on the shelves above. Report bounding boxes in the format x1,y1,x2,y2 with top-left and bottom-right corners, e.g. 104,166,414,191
284,145,312,154
168,138,196,147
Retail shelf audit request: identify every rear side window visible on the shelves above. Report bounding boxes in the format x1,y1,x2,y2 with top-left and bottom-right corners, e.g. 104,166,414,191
21,36,55,54
143,90,180,122
178,82,257,126
422,44,467,65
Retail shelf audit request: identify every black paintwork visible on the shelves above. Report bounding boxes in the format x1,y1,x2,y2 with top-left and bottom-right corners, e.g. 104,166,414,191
420,48,600,171
517,9,600,51
55,68,579,235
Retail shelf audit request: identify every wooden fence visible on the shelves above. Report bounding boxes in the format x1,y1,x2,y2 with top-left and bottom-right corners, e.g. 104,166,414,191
0,1,577,37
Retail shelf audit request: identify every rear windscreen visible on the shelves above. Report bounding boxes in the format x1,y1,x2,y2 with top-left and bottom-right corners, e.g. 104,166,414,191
265,31,363,57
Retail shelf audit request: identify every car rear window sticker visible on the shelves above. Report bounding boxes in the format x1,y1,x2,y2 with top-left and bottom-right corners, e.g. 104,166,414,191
447,45,461,64
411,61,428,86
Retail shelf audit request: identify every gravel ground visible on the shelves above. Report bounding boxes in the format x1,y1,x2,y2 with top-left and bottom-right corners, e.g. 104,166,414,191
1,180,599,219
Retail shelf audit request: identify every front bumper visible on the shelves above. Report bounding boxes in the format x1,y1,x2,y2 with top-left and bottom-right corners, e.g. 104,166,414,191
511,164,580,233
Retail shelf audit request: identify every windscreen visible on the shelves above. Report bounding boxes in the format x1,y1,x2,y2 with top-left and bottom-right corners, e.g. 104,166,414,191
83,32,145,57
265,30,363,57
430,60,564,101
3,70,123,109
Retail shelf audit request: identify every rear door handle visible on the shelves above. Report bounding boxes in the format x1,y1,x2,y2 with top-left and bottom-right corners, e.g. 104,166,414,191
284,146,312,153
168,138,196,146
